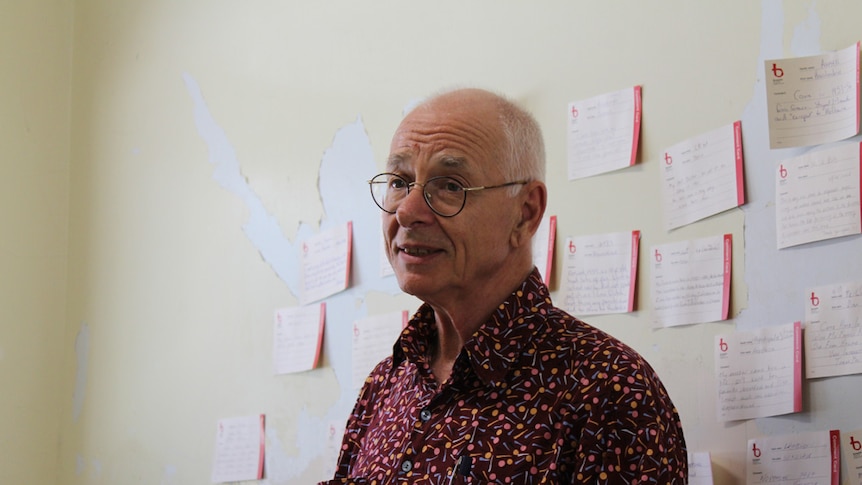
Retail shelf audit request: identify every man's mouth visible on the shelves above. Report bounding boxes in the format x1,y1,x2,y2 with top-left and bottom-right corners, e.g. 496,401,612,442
399,246,436,256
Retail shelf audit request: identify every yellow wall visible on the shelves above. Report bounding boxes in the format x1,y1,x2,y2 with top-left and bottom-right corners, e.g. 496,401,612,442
2,1,862,484
0,1,72,483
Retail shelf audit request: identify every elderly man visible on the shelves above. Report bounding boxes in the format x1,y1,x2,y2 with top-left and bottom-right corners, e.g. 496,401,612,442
320,88,687,484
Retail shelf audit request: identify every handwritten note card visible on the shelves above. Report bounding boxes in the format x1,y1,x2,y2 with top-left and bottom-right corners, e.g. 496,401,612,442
379,218,394,278
562,231,639,315
211,414,265,483
273,303,325,375
660,121,745,230
747,430,840,485
651,234,731,328
804,280,862,378
567,86,642,180
715,322,802,422
322,421,345,480
300,221,352,305
351,311,408,389
843,428,862,485
688,452,715,485
532,215,557,286
765,42,860,149
775,142,861,249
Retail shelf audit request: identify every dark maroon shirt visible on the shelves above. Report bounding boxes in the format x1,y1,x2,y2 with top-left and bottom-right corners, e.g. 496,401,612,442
320,269,687,484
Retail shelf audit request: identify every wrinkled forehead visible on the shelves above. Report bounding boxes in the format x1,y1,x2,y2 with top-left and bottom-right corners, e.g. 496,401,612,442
387,99,506,176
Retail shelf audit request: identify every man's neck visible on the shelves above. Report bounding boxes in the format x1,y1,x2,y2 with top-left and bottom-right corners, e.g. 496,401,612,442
426,265,535,384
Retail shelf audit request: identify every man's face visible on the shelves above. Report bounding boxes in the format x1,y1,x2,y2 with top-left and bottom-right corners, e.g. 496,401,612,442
382,94,522,308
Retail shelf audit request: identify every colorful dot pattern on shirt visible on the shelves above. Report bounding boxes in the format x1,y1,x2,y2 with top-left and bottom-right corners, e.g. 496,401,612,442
319,269,687,485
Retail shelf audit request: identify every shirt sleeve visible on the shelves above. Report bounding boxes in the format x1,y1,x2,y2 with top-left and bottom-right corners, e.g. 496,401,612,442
570,354,687,485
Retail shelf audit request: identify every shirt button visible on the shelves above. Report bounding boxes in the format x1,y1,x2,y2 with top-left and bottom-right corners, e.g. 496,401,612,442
400,460,413,473
419,408,432,422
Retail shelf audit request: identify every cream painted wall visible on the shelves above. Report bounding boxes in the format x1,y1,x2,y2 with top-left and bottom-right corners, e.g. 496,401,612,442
2,1,860,485
0,1,72,484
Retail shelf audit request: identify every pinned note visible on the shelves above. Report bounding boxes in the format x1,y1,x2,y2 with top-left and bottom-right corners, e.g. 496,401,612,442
567,86,642,179
300,222,352,305
651,234,732,327
532,215,557,286
804,280,862,378
688,451,714,485
775,142,861,249
562,230,639,316
378,217,395,278
715,322,802,422
211,414,265,483
843,428,862,485
747,430,840,485
322,421,346,480
660,121,745,231
351,311,408,389
765,42,860,149
273,303,325,375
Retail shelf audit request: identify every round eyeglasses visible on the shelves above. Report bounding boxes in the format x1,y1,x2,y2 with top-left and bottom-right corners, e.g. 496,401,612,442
368,172,528,217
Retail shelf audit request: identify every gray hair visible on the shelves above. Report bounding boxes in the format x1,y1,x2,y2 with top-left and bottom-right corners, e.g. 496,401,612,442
495,96,546,185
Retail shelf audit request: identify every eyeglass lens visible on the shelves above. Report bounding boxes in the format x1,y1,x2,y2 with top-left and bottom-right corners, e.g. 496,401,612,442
370,174,466,217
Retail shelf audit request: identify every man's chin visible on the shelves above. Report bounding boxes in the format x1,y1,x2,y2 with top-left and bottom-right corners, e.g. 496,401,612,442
395,276,439,301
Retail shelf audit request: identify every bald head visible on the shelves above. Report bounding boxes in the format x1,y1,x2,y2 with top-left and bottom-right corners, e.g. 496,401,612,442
405,88,546,184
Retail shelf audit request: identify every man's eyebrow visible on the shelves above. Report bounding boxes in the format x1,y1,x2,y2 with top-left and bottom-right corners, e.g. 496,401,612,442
385,154,469,171
437,155,468,169
385,154,408,170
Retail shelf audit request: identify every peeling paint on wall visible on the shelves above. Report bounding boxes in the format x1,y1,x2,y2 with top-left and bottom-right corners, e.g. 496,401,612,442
161,464,177,485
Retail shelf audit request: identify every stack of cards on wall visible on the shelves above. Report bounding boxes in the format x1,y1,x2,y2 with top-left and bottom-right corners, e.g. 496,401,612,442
765,43,860,149
273,303,325,374
765,43,862,249
846,429,862,485
351,311,408,389
300,222,352,305
715,322,802,423
566,86,641,180
211,415,265,483
746,430,840,485
562,230,640,316
688,452,715,485
532,214,556,286
804,280,862,379
651,234,732,327
659,121,745,231
774,142,861,249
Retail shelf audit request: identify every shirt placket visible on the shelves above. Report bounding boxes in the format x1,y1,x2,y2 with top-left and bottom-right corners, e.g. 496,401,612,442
398,371,476,482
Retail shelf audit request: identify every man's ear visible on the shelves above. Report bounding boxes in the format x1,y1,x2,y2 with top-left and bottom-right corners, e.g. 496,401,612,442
511,181,547,248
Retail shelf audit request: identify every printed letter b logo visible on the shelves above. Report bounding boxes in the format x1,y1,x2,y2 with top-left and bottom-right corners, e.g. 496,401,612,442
772,63,784,78
851,436,861,451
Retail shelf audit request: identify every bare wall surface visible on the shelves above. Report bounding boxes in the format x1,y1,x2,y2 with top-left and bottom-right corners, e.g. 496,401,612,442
0,1,847,484
0,1,72,484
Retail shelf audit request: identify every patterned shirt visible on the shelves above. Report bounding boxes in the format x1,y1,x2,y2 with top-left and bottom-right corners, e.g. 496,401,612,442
320,269,687,484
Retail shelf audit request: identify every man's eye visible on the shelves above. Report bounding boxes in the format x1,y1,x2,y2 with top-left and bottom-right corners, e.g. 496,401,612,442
442,180,463,193
389,178,408,189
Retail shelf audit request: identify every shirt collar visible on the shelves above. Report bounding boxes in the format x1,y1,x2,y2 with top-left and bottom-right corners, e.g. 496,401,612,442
393,268,552,386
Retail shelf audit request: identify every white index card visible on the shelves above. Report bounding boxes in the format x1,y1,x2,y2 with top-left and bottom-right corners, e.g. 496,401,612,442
211,414,265,483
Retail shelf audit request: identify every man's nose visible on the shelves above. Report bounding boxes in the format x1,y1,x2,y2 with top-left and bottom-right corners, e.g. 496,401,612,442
395,184,434,225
